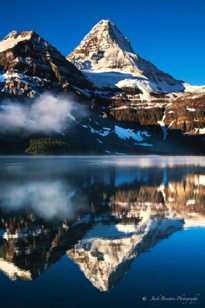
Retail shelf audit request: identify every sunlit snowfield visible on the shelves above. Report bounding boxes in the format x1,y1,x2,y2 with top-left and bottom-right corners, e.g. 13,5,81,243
0,156,205,308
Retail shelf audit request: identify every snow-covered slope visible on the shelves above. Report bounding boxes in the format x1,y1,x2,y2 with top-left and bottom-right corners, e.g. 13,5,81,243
183,82,205,93
0,31,33,53
68,20,185,95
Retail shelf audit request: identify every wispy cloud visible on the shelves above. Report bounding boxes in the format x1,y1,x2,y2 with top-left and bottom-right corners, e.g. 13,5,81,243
0,93,84,133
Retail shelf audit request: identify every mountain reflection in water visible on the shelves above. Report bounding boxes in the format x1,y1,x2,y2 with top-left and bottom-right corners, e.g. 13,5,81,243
0,156,205,294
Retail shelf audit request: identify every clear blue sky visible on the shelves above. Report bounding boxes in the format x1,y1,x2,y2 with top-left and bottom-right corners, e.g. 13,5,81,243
1,0,205,84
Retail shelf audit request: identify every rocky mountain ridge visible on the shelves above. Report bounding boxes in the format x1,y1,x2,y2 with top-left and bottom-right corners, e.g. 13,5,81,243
0,30,92,98
0,21,204,154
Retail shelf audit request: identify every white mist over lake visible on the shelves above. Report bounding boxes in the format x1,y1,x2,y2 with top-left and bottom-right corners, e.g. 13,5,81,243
0,93,81,133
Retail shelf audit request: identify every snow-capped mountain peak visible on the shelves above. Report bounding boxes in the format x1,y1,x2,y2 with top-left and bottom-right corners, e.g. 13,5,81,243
68,19,139,72
68,19,185,95
86,19,134,53
0,30,92,97
0,30,34,53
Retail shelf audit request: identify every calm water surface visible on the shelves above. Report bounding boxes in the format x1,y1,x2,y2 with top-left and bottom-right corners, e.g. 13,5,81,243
0,156,205,308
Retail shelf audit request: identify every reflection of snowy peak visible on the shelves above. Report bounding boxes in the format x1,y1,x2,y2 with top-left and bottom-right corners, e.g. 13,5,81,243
0,167,205,288
67,217,182,292
67,229,140,292
68,20,184,94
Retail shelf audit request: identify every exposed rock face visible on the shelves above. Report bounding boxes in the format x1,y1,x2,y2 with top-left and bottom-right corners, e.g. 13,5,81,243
108,92,205,136
164,93,205,134
0,31,92,97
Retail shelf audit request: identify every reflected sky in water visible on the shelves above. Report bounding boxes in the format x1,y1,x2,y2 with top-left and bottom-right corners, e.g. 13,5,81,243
0,156,205,308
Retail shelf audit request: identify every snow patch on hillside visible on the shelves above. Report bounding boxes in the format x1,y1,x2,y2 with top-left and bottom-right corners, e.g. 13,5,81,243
184,83,205,93
158,113,168,141
114,125,152,146
0,74,4,82
90,127,111,136
115,125,142,141
186,107,196,112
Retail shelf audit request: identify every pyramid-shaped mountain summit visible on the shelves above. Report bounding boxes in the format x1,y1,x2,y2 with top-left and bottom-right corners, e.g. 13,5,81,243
68,20,185,94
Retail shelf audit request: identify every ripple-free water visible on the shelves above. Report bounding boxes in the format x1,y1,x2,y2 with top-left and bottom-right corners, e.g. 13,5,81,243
0,156,204,307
